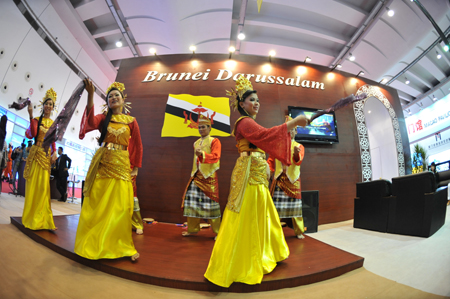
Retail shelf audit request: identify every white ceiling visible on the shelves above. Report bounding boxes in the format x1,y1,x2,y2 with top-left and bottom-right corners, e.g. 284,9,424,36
56,0,450,117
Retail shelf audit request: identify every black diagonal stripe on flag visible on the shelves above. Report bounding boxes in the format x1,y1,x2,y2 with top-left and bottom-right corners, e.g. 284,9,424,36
165,104,230,133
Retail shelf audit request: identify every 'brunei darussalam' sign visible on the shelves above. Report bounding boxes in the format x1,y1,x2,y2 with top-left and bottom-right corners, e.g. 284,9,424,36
142,69,326,90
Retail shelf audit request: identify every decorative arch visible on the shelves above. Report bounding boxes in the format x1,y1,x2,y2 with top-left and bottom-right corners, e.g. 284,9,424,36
353,85,405,182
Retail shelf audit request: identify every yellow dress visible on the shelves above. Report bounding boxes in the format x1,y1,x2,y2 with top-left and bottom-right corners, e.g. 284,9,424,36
204,117,290,287
75,113,138,260
22,117,56,230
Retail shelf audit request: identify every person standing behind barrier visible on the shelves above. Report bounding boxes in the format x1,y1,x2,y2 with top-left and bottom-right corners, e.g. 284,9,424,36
55,147,71,202
11,143,25,194
2,144,13,182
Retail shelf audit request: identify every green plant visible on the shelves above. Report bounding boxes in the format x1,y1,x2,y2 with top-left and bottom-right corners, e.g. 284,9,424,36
412,143,428,171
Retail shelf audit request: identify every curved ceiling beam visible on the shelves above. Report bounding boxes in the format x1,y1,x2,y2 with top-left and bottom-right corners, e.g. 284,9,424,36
106,0,139,57
386,26,450,85
180,9,232,21
330,0,393,68
125,15,165,22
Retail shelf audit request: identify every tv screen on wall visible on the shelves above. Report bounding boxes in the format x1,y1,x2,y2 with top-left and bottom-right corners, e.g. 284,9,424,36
288,106,339,144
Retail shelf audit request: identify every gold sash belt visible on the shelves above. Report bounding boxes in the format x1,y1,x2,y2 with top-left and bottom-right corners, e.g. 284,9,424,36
239,151,265,158
101,142,127,150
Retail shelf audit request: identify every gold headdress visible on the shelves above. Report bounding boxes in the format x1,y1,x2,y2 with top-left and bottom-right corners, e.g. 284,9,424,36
103,82,132,114
285,115,293,123
226,75,254,111
106,82,125,95
39,88,58,115
198,114,212,126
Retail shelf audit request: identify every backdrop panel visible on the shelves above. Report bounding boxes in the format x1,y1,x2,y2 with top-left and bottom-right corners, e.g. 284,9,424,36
115,53,408,224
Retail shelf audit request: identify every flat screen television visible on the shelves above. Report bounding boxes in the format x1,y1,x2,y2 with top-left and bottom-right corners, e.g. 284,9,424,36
288,106,339,144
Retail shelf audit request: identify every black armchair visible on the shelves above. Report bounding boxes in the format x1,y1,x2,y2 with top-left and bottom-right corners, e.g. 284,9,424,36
436,169,450,189
354,179,392,233
388,172,447,237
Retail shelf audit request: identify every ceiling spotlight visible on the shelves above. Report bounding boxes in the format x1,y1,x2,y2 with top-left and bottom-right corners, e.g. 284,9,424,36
269,50,276,57
357,71,365,76
405,77,410,84
433,94,437,101
436,51,442,59
149,48,156,55
189,45,196,53
115,40,122,48
349,53,355,61
386,7,394,17
380,78,388,84
336,64,342,68
408,109,412,115
444,45,449,52
229,46,235,53
238,32,245,40
304,56,311,63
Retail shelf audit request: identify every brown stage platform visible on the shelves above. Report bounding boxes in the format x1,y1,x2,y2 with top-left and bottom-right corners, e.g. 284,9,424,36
11,215,364,293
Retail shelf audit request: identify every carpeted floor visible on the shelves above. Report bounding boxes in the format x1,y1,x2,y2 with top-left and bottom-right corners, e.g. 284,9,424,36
0,193,448,299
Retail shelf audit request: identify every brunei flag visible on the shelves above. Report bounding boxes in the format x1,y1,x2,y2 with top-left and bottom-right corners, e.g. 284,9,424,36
161,94,231,137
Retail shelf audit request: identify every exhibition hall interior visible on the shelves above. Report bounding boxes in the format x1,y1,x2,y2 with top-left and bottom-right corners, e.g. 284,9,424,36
0,0,449,298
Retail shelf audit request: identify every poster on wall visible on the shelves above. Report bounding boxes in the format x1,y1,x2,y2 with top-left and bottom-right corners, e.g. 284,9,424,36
406,94,450,143
161,94,230,137
407,94,450,170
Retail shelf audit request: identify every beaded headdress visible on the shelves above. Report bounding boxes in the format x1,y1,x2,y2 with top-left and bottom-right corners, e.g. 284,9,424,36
103,82,132,114
198,114,212,126
226,75,254,111
39,88,58,115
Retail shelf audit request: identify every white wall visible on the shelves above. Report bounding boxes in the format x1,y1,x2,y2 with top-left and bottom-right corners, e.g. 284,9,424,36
0,0,115,150
364,97,399,181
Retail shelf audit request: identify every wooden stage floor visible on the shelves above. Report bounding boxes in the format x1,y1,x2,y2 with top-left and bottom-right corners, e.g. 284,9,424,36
11,215,364,293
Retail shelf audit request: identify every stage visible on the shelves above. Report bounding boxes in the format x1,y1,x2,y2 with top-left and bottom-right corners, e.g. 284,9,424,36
11,215,364,293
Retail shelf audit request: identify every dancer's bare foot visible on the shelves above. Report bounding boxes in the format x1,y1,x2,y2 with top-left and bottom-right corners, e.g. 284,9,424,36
50,227,58,231
136,228,143,235
297,234,305,239
131,252,140,261
214,235,217,241
182,231,197,237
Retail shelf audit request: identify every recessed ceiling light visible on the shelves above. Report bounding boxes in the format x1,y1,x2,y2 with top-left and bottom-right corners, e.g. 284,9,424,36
386,7,394,17
238,33,245,40
269,50,276,57
115,40,122,48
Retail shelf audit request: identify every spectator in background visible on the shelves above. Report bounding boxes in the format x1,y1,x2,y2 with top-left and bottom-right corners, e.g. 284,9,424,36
22,140,32,162
2,144,13,182
11,143,25,194
55,147,71,202
430,162,437,174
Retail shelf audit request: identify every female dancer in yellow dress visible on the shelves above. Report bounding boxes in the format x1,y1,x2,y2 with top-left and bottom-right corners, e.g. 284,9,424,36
204,76,308,287
75,80,142,261
22,88,58,230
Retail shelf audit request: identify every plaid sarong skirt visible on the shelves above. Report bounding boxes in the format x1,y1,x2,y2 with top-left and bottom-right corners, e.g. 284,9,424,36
183,181,221,219
272,185,303,218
